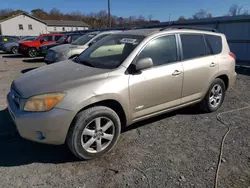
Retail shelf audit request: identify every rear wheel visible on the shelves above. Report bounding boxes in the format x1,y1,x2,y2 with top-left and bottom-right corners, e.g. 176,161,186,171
200,78,226,112
28,48,37,58
67,106,121,160
11,46,18,54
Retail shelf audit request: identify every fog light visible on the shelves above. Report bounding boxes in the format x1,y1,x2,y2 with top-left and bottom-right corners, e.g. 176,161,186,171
36,131,45,140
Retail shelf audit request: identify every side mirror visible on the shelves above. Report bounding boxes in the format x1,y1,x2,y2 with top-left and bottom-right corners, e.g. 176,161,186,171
40,39,44,43
135,58,153,71
88,40,96,47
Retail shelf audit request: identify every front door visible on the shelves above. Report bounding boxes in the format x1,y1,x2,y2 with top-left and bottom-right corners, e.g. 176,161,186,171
129,35,183,120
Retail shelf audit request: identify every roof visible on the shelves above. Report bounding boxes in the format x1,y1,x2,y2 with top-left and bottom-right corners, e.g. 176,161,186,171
115,28,160,36
0,12,46,24
42,20,89,27
0,12,89,27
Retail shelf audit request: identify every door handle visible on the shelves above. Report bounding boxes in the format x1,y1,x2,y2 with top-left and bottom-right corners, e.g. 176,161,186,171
210,62,216,67
172,70,182,76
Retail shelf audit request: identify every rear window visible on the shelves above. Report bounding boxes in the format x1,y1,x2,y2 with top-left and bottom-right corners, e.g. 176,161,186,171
205,35,222,55
180,34,207,60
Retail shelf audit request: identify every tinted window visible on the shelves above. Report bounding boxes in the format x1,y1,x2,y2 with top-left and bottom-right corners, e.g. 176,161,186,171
137,35,177,66
55,35,62,41
181,34,206,60
71,35,82,42
42,36,53,41
205,35,222,55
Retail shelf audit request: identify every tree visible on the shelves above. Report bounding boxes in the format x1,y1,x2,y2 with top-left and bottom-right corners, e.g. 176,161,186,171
192,9,212,19
177,16,186,21
228,4,249,16
49,8,63,20
31,9,48,19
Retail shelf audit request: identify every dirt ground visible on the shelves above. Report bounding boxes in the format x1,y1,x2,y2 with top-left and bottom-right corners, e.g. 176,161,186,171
0,52,249,188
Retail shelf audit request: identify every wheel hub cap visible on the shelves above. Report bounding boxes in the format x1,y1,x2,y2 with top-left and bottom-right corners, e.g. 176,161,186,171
209,84,223,108
81,117,115,153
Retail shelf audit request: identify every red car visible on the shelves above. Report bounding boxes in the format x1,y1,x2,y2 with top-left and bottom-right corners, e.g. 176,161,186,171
18,33,64,57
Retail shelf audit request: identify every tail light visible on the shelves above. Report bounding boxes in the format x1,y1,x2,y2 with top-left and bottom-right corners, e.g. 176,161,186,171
229,52,236,60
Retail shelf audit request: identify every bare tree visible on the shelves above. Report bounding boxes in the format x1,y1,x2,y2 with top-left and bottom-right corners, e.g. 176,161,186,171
192,9,212,19
228,4,249,16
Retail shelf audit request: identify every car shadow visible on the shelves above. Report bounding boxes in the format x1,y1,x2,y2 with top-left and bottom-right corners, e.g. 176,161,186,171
22,58,44,63
21,67,38,74
0,105,202,167
235,66,250,76
0,108,79,167
2,54,24,58
122,106,202,133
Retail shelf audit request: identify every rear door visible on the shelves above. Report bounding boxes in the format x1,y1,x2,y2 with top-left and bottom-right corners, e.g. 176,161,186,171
179,33,219,104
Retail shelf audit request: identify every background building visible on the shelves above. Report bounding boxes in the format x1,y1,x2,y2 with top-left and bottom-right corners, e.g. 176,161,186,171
0,12,89,36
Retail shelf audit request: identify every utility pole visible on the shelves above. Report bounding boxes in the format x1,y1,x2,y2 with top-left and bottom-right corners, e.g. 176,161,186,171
168,13,171,24
108,0,111,28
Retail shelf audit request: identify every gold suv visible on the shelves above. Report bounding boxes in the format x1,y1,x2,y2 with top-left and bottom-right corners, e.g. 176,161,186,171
8,27,237,160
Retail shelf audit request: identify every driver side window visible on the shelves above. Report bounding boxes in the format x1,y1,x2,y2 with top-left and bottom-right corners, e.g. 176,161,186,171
136,35,178,67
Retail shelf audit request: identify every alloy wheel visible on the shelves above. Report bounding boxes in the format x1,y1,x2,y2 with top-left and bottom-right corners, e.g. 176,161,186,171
81,117,115,153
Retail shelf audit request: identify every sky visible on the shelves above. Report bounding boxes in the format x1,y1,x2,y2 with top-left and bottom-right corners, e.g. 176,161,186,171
2,0,250,21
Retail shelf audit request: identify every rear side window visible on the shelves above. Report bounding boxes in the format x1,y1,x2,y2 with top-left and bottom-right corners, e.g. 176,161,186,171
205,35,222,55
180,34,207,60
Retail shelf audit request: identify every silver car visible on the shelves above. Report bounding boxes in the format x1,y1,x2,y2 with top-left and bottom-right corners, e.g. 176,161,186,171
44,30,121,64
3,36,37,54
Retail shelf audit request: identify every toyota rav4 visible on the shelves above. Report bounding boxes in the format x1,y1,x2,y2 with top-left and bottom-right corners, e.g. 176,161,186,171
8,27,236,160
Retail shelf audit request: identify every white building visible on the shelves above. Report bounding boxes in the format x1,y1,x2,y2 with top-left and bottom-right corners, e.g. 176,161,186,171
0,12,89,36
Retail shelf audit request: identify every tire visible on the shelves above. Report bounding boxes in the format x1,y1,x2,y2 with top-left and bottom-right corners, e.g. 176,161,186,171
11,46,18,54
67,106,121,160
28,48,37,58
200,78,226,112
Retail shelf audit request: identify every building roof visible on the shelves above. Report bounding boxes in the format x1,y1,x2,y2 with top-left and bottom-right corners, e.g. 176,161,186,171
42,20,89,27
0,12,89,27
0,12,46,24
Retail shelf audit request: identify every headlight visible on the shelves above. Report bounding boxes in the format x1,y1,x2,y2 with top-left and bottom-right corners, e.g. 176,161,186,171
24,93,66,112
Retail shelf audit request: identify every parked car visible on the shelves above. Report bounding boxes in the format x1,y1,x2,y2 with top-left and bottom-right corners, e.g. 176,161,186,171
7,28,236,160
2,36,37,54
18,33,64,57
44,30,121,64
0,36,20,51
39,33,83,57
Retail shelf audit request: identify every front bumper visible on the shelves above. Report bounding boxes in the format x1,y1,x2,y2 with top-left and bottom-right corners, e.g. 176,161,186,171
18,46,28,55
7,92,75,145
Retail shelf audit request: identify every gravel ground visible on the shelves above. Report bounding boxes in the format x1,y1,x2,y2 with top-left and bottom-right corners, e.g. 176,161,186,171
0,52,249,188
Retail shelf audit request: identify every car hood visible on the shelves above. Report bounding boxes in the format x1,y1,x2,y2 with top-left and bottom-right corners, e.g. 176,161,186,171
12,60,111,98
51,44,87,53
4,42,18,47
20,41,39,47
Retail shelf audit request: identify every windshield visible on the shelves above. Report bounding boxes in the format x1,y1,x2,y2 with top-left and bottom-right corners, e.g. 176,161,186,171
57,35,67,43
77,34,145,69
72,33,97,45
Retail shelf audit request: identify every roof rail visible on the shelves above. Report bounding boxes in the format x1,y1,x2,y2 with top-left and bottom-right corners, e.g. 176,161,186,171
160,26,218,32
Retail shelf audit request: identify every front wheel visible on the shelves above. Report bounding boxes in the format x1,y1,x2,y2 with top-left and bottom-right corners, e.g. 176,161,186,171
200,78,226,112
67,106,121,160
11,46,18,54
28,48,37,58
